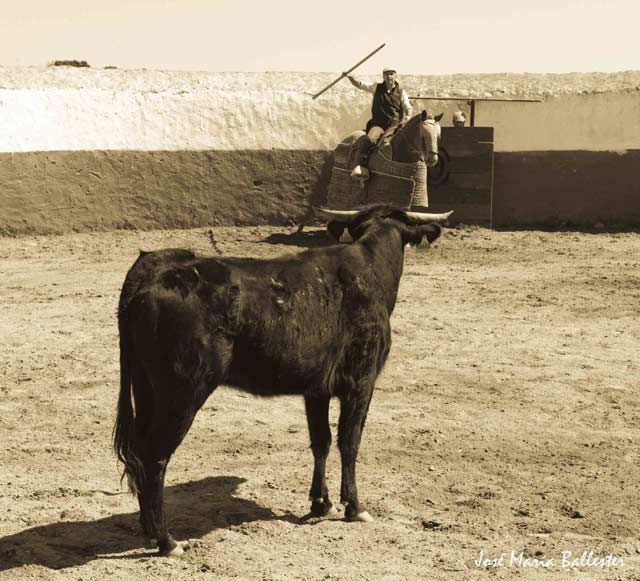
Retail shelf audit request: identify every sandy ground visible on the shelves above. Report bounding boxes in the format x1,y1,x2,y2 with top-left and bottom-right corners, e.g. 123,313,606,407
1,223,639,580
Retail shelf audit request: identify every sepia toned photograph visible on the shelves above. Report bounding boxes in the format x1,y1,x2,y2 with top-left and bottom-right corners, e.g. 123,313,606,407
1,1,638,579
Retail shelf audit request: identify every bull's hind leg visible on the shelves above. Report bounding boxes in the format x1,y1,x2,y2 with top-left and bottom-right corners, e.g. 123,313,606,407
139,390,211,556
304,394,337,517
129,362,156,546
140,455,172,552
337,383,374,522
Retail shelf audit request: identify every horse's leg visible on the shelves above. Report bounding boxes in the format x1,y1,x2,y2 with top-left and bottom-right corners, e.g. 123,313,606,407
337,380,375,522
304,394,337,517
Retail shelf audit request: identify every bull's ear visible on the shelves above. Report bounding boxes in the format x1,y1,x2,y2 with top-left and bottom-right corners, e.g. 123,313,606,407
421,110,428,121
327,221,346,242
434,112,444,122
401,223,441,247
422,223,441,244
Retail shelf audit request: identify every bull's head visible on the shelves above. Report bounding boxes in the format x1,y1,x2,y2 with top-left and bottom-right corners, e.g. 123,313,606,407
315,205,453,245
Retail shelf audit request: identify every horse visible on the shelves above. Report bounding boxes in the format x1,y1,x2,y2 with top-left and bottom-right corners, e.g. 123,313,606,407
375,109,443,168
296,110,447,235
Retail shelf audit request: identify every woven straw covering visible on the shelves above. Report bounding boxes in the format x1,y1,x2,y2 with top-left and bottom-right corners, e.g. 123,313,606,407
327,135,428,210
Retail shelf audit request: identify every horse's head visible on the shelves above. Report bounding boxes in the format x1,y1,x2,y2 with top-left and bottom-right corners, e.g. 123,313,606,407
393,110,442,167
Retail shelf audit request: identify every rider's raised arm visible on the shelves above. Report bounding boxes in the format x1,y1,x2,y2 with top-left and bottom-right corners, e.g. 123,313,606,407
345,74,376,94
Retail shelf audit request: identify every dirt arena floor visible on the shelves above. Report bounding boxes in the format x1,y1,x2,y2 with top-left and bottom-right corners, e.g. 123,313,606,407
1,222,639,580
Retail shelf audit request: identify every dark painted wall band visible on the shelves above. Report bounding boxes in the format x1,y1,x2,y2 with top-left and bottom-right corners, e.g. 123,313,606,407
1,148,639,234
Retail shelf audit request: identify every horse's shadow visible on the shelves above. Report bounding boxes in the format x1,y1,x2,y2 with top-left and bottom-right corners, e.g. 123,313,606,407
0,476,300,571
261,228,332,248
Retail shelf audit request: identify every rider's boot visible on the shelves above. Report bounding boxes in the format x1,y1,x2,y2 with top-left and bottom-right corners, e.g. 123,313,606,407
351,136,375,181
350,165,370,180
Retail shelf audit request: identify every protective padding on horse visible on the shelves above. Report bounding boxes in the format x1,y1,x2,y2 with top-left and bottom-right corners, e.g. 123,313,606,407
328,134,428,210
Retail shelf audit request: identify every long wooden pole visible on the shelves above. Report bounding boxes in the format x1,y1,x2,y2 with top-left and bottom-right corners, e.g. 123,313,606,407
311,43,385,100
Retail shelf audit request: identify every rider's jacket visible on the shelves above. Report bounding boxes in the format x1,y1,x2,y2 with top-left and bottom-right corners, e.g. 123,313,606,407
371,82,405,129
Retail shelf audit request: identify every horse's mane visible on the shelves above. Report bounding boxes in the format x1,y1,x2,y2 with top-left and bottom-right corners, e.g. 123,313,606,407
392,112,430,142
389,110,441,163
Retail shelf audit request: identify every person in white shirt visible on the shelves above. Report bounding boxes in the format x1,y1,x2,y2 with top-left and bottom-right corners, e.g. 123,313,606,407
453,110,466,127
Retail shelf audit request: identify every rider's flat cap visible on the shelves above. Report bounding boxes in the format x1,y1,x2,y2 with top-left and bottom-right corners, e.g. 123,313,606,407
382,66,396,73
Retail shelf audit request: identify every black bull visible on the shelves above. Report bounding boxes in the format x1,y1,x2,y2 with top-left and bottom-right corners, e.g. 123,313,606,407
114,205,443,555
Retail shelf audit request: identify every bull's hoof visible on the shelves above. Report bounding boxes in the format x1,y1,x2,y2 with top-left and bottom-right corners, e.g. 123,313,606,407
305,498,339,521
144,537,159,549
324,504,339,518
310,500,339,518
159,539,189,557
344,503,373,522
350,510,373,523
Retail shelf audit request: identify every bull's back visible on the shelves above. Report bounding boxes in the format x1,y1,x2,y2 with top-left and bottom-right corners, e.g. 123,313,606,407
118,246,388,395
119,249,198,319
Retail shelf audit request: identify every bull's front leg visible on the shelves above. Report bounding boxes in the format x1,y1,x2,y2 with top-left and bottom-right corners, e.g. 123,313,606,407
304,394,337,517
337,386,374,522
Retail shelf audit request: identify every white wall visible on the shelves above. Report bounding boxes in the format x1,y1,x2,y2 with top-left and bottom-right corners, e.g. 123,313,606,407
0,88,370,152
476,92,640,152
1,70,638,153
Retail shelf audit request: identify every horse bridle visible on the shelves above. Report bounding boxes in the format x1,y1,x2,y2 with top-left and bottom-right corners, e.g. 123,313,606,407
396,119,439,162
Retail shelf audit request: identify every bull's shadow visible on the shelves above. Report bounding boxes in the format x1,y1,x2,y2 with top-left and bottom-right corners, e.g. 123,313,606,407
0,476,299,571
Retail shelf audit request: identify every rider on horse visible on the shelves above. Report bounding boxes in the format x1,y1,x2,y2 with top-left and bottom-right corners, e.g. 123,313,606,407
345,66,412,180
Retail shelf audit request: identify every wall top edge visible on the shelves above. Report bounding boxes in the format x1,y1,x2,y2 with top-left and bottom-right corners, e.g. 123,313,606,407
1,67,640,99
0,148,334,155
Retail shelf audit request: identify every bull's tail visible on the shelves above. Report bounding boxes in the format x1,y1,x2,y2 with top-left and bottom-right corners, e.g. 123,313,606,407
113,316,144,495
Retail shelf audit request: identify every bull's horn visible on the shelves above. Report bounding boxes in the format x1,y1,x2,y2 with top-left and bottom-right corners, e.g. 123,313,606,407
313,207,360,222
406,210,454,222
315,207,454,223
